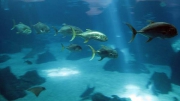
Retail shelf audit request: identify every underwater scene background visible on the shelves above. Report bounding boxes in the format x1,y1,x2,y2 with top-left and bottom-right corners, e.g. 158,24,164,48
0,0,180,101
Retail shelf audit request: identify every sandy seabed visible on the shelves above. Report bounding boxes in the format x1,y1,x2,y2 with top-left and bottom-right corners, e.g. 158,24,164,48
0,43,180,101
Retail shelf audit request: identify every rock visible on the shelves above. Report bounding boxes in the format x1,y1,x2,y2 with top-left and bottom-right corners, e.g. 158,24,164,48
0,67,26,100
91,93,132,101
129,40,174,65
103,48,149,74
0,55,11,63
19,70,46,90
0,67,46,101
111,95,132,101
91,93,111,101
103,59,149,74
170,51,180,85
23,46,46,59
146,72,172,95
36,51,56,64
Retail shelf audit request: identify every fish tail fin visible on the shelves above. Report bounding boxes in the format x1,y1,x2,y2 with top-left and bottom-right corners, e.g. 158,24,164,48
87,45,96,61
52,26,58,36
69,27,76,42
11,19,16,30
61,43,65,51
126,23,137,43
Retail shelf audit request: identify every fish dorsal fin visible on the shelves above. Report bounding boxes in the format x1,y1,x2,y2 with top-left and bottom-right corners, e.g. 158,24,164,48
27,87,45,97
101,45,107,49
19,22,23,24
147,20,155,24
84,39,89,43
146,37,153,42
86,29,92,32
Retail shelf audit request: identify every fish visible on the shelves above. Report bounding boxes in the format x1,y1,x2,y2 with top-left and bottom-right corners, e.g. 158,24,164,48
61,43,82,52
52,23,83,41
11,20,32,35
126,21,178,42
87,45,118,61
80,85,95,100
27,86,45,97
33,22,50,34
77,29,108,43
24,60,33,65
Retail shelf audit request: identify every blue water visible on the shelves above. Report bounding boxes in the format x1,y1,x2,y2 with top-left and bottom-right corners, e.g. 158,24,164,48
0,0,180,101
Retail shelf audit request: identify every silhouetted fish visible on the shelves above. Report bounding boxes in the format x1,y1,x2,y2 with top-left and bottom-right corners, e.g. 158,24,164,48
11,20,32,35
61,43,82,52
33,22,50,34
77,29,108,43
27,86,46,97
126,21,178,42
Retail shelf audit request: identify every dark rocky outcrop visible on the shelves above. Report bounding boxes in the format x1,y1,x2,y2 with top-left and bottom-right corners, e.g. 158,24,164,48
91,93,131,101
170,51,180,85
0,67,26,100
0,55,11,63
103,59,150,74
19,70,46,90
23,46,46,59
36,51,56,64
91,93,111,101
103,48,149,74
146,72,172,95
0,67,46,101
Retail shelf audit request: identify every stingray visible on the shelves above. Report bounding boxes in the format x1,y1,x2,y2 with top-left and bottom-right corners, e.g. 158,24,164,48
27,86,46,97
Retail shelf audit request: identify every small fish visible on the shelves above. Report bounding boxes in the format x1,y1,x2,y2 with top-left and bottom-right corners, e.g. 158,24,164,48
77,29,108,43
52,23,83,41
11,20,32,34
27,86,45,97
61,43,82,52
24,60,33,65
33,22,50,34
126,21,178,42
87,45,118,61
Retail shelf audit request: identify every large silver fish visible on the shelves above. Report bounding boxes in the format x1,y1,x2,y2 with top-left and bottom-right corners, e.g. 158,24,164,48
126,21,178,42
33,22,50,34
77,29,108,43
11,20,32,35
52,23,83,41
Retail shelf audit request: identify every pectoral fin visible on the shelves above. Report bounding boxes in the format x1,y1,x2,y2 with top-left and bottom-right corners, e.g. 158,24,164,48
146,37,153,42
87,45,96,61
61,43,65,51
84,39,89,43
98,57,104,61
